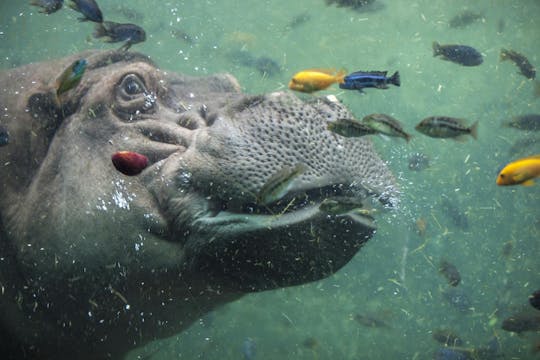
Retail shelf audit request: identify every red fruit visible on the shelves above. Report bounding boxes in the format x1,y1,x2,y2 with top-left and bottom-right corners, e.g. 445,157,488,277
111,151,149,176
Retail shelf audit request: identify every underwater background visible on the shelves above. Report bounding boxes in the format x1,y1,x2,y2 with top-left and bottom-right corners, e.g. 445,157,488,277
1,0,539,358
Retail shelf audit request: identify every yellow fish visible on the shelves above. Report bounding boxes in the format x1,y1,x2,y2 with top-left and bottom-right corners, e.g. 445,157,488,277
496,154,540,186
288,68,346,93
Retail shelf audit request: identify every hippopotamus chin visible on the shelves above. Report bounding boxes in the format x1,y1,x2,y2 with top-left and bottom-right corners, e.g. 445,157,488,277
0,50,398,358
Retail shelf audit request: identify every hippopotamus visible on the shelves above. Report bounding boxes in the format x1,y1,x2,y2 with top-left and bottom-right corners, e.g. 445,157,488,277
0,50,398,359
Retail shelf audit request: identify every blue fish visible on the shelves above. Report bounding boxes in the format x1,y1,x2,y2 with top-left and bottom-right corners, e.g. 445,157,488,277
0,125,9,147
68,0,103,22
434,347,471,360
339,70,400,92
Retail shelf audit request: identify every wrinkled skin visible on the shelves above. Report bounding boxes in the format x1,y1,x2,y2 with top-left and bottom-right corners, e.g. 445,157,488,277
0,51,398,359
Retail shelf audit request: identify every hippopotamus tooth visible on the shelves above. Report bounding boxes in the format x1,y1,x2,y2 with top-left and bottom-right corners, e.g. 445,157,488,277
111,151,148,176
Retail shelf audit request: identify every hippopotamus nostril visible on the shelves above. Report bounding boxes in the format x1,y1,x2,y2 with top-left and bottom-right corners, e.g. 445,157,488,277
177,111,204,130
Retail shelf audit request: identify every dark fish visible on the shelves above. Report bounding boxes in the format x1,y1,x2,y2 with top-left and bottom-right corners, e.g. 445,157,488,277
30,0,63,14
339,70,400,92
500,49,536,79
0,125,9,146
56,58,87,97
530,289,540,311
228,49,256,67
68,0,103,23
439,259,461,286
501,312,540,333
319,196,366,215
434,347,472,360
508,135,540,156
354,313,390,328
286,12,311,29
327,118,377,138
442,287,473,313
432,329,464,347
415,116,478,140
302,337,318,349
241,337,256,360
503,114,540,131
94,21,146,51
170,28,194,44
111,151,149,176
325,0,376,10
362,113,411,142
440,197,469,230
433,42,483,66
254,56,281,77
408,152,430,171
449,11,484,29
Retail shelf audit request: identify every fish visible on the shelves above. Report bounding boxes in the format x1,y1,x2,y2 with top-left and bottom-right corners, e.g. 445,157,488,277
354,313,390,328
30,0,64,14
0,125,9,146
415,116,478,141
500,49,536,80
408,152,430,171
241,337,256,360
361,113,411,142
501,312,540,333
253,57,281,77
68,0,103,22
319,196,367,215
432,329,464,347
55,58,87,97
288,68,346,93
449,11,484,29
529,289,540,311
286,12,311,30
302,337,319,349
257,163,307,205
339,70,400,92
441,287,473,313
414,217,427,237
440,197,469,230
433,347,472,360
94,21,146,51
503,114,540,131
111,151,149,176
433,42,483,66
508,135,540,156
326,118,377,138
325,0,377,10
439,259,461,286
496,154,540,186
170,28,194,44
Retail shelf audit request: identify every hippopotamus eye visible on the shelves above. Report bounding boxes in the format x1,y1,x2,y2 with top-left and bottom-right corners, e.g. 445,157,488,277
120,74,146,96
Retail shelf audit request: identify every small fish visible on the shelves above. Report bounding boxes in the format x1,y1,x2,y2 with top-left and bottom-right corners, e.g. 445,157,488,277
302,337,318,350
496,154,540,186
30,0,63,14
325,0,376,10
502,312,540,333
170,28,194,44
503,114,540,131
319,196,367,215
286,12,311,30
441,287,473,313
0,125,9,146
354,313,390,328
362,113,411,142
56,58,87,97
440,197,469,229
94,21,146,51
111,151,149,176
433,42,483,66
433,347,472,360
415,116,478,140
500,49,536,80
254,57,281,77
508,135,540,156
432,329,464,347
257,163,307,205
327,118,377,138
439,259,461,287
68,0,103,23
408,152,430,171
414,217,427,237
449,10,484,29
339,70,400,92
529,289,540,311
241,337,256,360
288,68,346,93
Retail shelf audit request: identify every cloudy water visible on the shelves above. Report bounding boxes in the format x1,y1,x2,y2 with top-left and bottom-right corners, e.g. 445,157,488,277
1,0,539,358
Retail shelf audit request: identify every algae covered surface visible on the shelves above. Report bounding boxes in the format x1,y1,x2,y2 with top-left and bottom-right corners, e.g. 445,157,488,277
1,0,539,358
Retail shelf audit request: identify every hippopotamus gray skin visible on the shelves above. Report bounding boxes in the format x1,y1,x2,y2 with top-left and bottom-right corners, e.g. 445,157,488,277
0,50,398,359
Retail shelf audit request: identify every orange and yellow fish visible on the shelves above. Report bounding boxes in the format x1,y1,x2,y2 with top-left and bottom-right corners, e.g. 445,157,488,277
288,68,346,93
496,154,540,186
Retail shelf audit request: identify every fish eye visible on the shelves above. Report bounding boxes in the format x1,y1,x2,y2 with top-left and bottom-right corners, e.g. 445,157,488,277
120,74,146,96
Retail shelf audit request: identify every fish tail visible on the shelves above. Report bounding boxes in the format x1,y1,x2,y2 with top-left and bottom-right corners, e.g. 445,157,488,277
336,69,347,84
389,71,400,87
93,23,107,39
469,120,479,140
432,41,441,56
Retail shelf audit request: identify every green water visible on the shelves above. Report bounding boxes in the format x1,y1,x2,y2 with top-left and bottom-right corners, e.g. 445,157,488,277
1,0,539,359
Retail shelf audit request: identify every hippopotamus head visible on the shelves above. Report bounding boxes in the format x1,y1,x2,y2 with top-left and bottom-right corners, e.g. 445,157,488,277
0,50,398,358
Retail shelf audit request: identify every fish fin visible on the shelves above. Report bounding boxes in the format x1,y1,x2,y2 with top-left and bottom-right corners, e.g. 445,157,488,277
405,133,413,143
521,179,535,186
432,41,441,56
452,134,469,143
469,120,479,140
336,69,347,83
376,84,389,89
307,68,337,75
93,23,107,39
389,71,400,86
